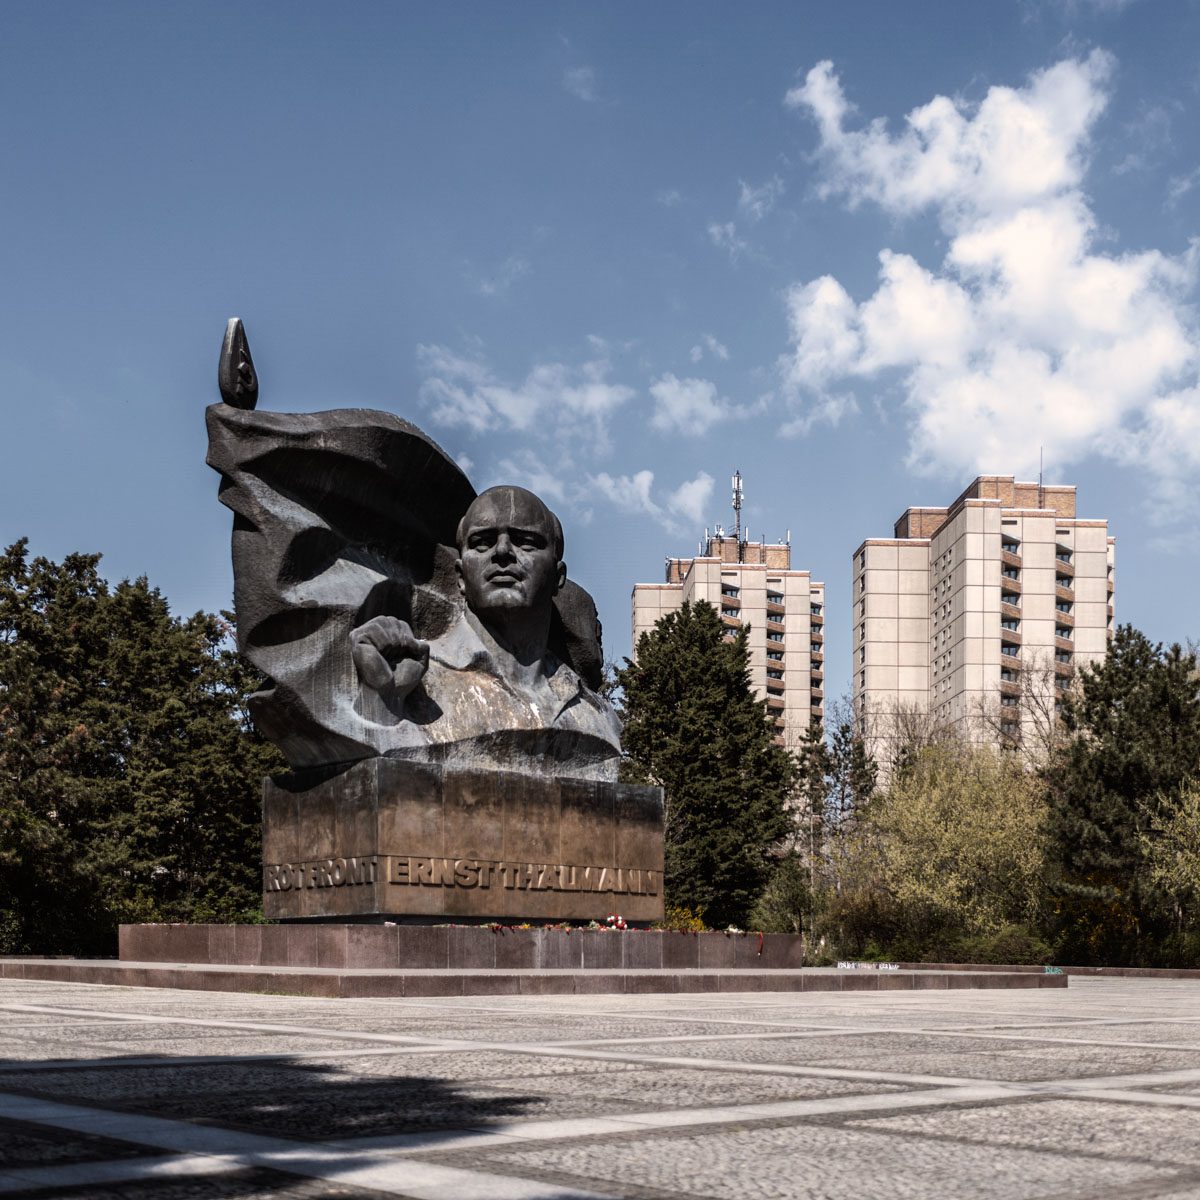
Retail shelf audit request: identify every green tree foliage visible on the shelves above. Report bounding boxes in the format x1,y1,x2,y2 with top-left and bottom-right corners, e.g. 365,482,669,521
820,745,1050,962
0,539,282,954
825,712,878,830
1140,780,1200,954
749,851,809,935
1046,625,1200,965
770,708,877,941
617,601,794,928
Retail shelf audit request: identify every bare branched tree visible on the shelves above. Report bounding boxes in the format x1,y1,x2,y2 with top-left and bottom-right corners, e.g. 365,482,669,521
974,650,1073,770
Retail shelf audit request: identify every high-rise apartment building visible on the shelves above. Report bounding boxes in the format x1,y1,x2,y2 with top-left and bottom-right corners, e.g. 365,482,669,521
851,476,1114,757
632,494,824,750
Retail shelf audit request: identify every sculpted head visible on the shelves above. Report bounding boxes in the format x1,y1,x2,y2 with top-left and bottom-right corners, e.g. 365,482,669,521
455,486,565,627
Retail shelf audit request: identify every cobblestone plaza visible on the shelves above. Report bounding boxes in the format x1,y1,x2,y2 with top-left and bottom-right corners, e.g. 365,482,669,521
0,977,1198,1198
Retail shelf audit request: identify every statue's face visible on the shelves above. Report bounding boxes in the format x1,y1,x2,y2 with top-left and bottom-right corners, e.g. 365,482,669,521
457,489,565,617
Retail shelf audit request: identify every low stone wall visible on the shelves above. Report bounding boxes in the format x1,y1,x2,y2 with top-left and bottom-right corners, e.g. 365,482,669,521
119,924,805,971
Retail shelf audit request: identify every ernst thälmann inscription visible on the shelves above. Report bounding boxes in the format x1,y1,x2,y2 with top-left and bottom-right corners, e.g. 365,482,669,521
207,320,662,923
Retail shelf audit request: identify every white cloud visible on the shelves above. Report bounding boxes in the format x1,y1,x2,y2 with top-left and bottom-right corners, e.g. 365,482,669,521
591,470,659,518
667,471,714,525
780,54,1200,511
1168,167,1200,209
656,188,683,207
1112,102,1173,177
689,334,730,364
708,221,748,262
1040,0,1139,13
780,392,857,438
491,449,567,503
474,254,531,297
786,52,1113,224
563,66,598,102
650,374,729,436
589,468,714,532
417,343,635,447
738,175,784,222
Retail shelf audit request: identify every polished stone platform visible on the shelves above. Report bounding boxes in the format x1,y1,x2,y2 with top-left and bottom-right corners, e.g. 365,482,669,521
60,925,1064,996
0,957,1065,998
119,923,807,972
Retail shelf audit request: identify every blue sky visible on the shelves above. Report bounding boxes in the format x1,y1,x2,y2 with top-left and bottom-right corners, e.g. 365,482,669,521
3,1,1199,702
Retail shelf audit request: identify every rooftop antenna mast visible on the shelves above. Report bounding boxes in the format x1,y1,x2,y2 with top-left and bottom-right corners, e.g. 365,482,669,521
1039,446,1045,511
732,470,744,563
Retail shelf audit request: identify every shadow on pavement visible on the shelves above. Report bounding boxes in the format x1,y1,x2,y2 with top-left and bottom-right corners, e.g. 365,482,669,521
0,1052,555,1197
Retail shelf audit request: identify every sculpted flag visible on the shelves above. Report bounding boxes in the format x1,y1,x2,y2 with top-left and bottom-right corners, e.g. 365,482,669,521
206,400,615,777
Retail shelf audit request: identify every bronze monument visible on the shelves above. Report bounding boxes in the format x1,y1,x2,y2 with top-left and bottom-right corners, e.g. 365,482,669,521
207,320,663,923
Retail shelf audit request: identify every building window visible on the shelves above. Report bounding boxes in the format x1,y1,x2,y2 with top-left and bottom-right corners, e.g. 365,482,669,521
1055,601,1073,614
766,590,783,604
1000,617,1020,631
810,603,822,616
1001,535,1020,553
1001,644,1019,658
767,668,784,680
767,631,784,643
721,606,739,618
721,584,740,598
1056,626,1073,640
767,650,783,661
1056,546,1073,564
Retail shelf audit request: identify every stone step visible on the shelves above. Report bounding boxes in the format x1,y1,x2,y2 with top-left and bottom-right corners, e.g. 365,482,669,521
0,958,1066,999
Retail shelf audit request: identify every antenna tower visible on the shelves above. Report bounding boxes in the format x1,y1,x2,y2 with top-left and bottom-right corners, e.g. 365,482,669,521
732,470,744,563
1038,446,1045,511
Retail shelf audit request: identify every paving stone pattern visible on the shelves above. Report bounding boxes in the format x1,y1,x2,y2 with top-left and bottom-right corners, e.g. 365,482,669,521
1,977,1200,1198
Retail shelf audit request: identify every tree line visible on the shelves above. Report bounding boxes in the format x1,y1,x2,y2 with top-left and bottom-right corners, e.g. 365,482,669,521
0,540,280,954
621,601,1200,968
3,540,1198,967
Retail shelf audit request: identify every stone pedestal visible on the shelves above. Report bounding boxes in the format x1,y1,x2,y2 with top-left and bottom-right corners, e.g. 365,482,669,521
261,759,665,924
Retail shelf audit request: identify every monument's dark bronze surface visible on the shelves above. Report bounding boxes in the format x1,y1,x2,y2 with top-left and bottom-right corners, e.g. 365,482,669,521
207,319,663,924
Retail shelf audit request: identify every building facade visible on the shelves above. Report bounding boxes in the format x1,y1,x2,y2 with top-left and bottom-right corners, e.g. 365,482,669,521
852,476,1114,758
632,533,825,750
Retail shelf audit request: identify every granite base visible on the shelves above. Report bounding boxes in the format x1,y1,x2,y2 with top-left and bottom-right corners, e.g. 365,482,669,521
262,759,665,924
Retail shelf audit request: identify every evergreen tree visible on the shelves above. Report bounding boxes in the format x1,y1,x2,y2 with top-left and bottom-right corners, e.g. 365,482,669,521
825,708,878,831
1046,624,1200,965
617,601,794,928
0,539,281,954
